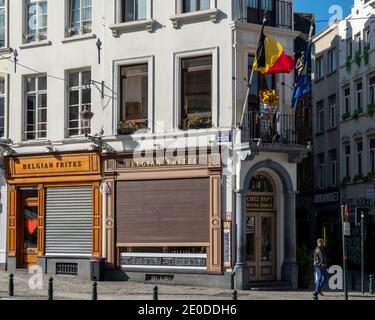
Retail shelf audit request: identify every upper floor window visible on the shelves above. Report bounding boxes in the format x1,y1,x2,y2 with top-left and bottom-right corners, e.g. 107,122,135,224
355,32,361,53
357,140,363,175
369,76,375,105
67,0,92,37
122,0,147,22
316,100,324,133
344,87,350,114
317,153,325,188
328,49,336,73
25,0,47,43
328,95,336,128
365,27,371,46
316,56,324,80
119,64,149,131
24,75,47,140
181,55,212,129
344,144,351,178
0,77,4,138
356,82,363,109
183,0,210,13
329,149,337,186
67,70,91,137
370,138,375,173
346,38,352,58
0,0,6,48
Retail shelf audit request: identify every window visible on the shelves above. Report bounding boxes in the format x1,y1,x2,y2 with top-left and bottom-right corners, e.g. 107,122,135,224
317,153,325,188
122,0,147,22
328,49,337,73
181,56,212,128
120,64,148,129
357,140,363,175
0,0,5,48
370,138,375,173
329,95,336,128
24,75,47,140
316,56,324,79
67,70,91,136
0,77,4,137
25,0,48,43
344,87,350,114
183,0,210,13
365,27,371,46
344,144,351,178
67,0,92,36
317,100,324,133
329,149,337,186
369,76,375,105
356,82,363,109
346,38,352,58
355,32,362,52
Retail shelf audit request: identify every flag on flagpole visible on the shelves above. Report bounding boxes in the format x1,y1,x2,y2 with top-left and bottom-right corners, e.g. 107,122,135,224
252,26,295,74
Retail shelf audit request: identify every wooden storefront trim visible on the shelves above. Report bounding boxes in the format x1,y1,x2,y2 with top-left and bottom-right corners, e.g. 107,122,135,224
92,184,102,257
7,185,17,256
6,175,101,185
116,243,210,247
37,185,45,256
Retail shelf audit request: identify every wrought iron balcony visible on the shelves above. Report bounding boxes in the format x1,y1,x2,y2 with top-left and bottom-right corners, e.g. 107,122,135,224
242,111,302,145
246,0,293,30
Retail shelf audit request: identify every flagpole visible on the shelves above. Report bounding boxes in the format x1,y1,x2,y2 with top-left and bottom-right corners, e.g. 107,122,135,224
238,13,267,128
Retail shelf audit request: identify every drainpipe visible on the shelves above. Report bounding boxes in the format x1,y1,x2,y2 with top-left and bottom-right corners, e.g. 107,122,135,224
100,182,110,259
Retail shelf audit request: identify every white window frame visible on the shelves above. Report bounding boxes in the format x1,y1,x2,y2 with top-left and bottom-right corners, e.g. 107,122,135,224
369,76,375,105
328,49,336,73
344,87,350,114
24,74,47,141
344,144,351,178
66,0,92,37
316,56,324,80
355,32,362,52
176,0,215,14
329,102,336,128
0,0,8,48
356,140,363,176
113,55,154,135
346,38,352,58
174,47,218,130
365,27,371,46
329,150,337,186
356,81,363,109
24,0,48,43
370,138,375,173
66,69,91,137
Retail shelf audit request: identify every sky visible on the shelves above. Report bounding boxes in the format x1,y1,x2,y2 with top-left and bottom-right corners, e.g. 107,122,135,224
294,0,354,32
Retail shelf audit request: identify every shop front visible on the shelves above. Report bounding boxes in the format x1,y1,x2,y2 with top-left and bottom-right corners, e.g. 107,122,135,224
102,150,228,287
6,152,102,276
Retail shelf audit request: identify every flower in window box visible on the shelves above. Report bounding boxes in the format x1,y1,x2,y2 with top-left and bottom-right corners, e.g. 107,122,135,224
367,103,375,117
367,172,375,181
354,50,362,68
184,114,212,130
117,120,140,135
353,174,364,182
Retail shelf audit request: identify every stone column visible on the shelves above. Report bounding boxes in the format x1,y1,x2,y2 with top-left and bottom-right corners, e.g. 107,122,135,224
233,191,249,290
282,191,299,288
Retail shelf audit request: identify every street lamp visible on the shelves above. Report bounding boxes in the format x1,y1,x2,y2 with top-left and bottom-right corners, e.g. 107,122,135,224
80,107,94,137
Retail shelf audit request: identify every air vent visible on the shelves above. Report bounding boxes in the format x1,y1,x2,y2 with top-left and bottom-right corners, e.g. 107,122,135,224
56,263,78,276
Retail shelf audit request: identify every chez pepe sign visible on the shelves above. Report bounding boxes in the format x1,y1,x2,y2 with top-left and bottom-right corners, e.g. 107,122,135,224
246,195,274,210
7,153,100,177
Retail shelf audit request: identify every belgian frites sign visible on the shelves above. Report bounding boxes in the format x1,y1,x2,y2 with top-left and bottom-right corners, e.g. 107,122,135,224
7,153,100,177
246,195,274,210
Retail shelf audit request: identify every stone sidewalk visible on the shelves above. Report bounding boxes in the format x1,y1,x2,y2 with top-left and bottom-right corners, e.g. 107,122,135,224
0,271,374,300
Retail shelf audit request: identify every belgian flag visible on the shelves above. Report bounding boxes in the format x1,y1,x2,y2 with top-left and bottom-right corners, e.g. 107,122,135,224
253,25,295,74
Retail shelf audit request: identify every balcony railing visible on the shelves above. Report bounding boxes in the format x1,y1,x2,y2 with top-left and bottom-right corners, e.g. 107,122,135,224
246,0,293,30
242,111,302,144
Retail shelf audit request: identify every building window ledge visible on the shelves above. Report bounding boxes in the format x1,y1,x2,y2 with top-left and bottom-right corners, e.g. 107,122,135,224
19,40,52,50
170,8,219,29
0,47,12,54
62,33,96,44
109,19,156,36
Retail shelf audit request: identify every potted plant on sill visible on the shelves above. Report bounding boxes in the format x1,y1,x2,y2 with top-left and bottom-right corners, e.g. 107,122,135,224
354,50,362,68
297,245,313,289
353,173,364,182
118,120,141,135
352,107,363,120
367,172,375,181
183,113,212,130
342,112,351,121
367,103,375,117
340,176,351,189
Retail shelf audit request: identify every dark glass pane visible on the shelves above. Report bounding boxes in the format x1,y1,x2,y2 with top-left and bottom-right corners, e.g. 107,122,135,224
69,90,79,105
82,88,91,104
124,0,135,22
69,72,79,88
69,106,79,121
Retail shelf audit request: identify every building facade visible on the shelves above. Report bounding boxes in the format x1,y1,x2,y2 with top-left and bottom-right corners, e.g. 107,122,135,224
311,22,341,263
3,0,306,289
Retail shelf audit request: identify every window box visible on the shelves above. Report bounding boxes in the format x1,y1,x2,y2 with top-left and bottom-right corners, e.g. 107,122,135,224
340,176,351,189
367,171,375,181
118,120,148,135
352,107,363,120
170,8,219,29
342,112,351,121
180,113,212,130
353,173,364,182
367,103,375,117
109,19,155,36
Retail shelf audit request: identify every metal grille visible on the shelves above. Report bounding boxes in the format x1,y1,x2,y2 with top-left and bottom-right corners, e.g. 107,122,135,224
45,186,93,256
56,263,78,276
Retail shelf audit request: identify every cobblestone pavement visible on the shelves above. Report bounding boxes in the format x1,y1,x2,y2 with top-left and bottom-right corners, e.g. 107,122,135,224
0,271,374,300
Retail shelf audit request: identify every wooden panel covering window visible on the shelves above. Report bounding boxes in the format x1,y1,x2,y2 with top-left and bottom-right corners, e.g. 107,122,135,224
116,178,210,244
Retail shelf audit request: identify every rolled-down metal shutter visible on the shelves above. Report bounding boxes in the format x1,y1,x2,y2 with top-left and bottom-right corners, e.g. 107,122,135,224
45,186,92,256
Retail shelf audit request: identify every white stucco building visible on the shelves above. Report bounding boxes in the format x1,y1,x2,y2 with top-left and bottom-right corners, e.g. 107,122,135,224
2,0,306,289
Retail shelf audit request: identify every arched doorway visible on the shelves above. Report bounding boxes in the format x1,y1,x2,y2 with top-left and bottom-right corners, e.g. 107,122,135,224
246,173,276,281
